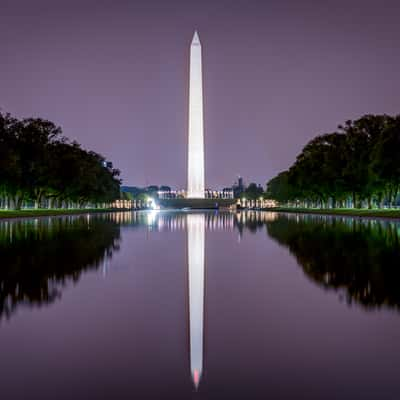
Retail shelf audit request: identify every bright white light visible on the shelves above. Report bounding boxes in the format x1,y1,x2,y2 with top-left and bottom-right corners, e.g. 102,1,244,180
187,31,205,198
147,197,157,209
147,198,160,210
146,210,158,226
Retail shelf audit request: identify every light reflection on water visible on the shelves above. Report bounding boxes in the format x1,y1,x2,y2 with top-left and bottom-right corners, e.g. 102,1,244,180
187,213,205,389
0,211,400,400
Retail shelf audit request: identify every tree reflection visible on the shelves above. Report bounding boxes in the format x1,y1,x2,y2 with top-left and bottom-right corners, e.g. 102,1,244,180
0,215,120,320
3,209,399,323
264,214,400,311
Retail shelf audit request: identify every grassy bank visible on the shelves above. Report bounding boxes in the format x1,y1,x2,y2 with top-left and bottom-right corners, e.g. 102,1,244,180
0,208,119,220
265,207,400,219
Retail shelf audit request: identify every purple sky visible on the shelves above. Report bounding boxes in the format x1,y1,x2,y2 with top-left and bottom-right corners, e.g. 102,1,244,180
1,0,400,188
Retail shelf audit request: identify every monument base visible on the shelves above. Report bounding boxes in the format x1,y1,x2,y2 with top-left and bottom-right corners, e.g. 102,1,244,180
157,198,236,210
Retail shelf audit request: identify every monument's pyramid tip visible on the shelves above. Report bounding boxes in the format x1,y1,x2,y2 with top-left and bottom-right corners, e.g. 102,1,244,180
192,30,201,45
192,369,201,390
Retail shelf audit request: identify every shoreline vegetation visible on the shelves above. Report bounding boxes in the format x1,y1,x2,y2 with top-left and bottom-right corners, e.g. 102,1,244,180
0,111,120,210
0,208,119,220
2,207,400,223
264,207,400,219
266,114,400,210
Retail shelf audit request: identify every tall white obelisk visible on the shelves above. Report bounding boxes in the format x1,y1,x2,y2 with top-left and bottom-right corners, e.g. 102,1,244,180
187,213,205,389
187,31,205,198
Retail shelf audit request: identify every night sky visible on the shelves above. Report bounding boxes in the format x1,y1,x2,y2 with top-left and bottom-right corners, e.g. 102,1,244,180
1,0,399,188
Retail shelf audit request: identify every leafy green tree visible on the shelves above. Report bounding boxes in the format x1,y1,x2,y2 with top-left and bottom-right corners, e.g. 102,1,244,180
370,116,400,207
266,171,297,203
266,114,400,209
0,110,121,210
243,182,264,200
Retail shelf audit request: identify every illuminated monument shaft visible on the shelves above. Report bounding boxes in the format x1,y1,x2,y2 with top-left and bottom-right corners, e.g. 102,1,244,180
187,214,205,388
187,31,205,198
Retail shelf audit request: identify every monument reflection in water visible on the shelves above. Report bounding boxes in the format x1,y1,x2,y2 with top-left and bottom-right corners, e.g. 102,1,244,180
187,213,205,389
1,211,400,399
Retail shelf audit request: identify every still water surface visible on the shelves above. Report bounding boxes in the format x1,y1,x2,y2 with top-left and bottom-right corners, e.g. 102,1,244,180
0,211,399,400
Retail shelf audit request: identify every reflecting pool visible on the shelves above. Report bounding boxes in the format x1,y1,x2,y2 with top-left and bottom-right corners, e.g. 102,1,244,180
0,211,399,399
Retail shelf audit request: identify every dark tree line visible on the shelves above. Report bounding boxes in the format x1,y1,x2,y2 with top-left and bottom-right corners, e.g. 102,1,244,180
242,182,264,199
0,111,121,209
266,114,400,208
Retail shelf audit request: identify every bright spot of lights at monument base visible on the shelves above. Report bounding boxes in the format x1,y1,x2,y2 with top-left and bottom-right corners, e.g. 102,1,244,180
146,197,159,209
146,210,159,226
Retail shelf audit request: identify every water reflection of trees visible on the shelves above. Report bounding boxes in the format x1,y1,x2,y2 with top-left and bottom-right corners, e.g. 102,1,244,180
5,210,395,315
0,215,120,320
110,211,400,310
265,214,400,311
234,211,278,235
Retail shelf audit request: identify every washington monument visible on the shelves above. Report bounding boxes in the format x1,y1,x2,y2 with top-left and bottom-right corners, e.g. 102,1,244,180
187,31,205,198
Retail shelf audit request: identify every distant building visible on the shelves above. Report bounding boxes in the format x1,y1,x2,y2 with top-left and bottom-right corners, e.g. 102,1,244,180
102,161,113,169
158,189,233,200
205,189,234,199
158,189,186,199
232,175,245,198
